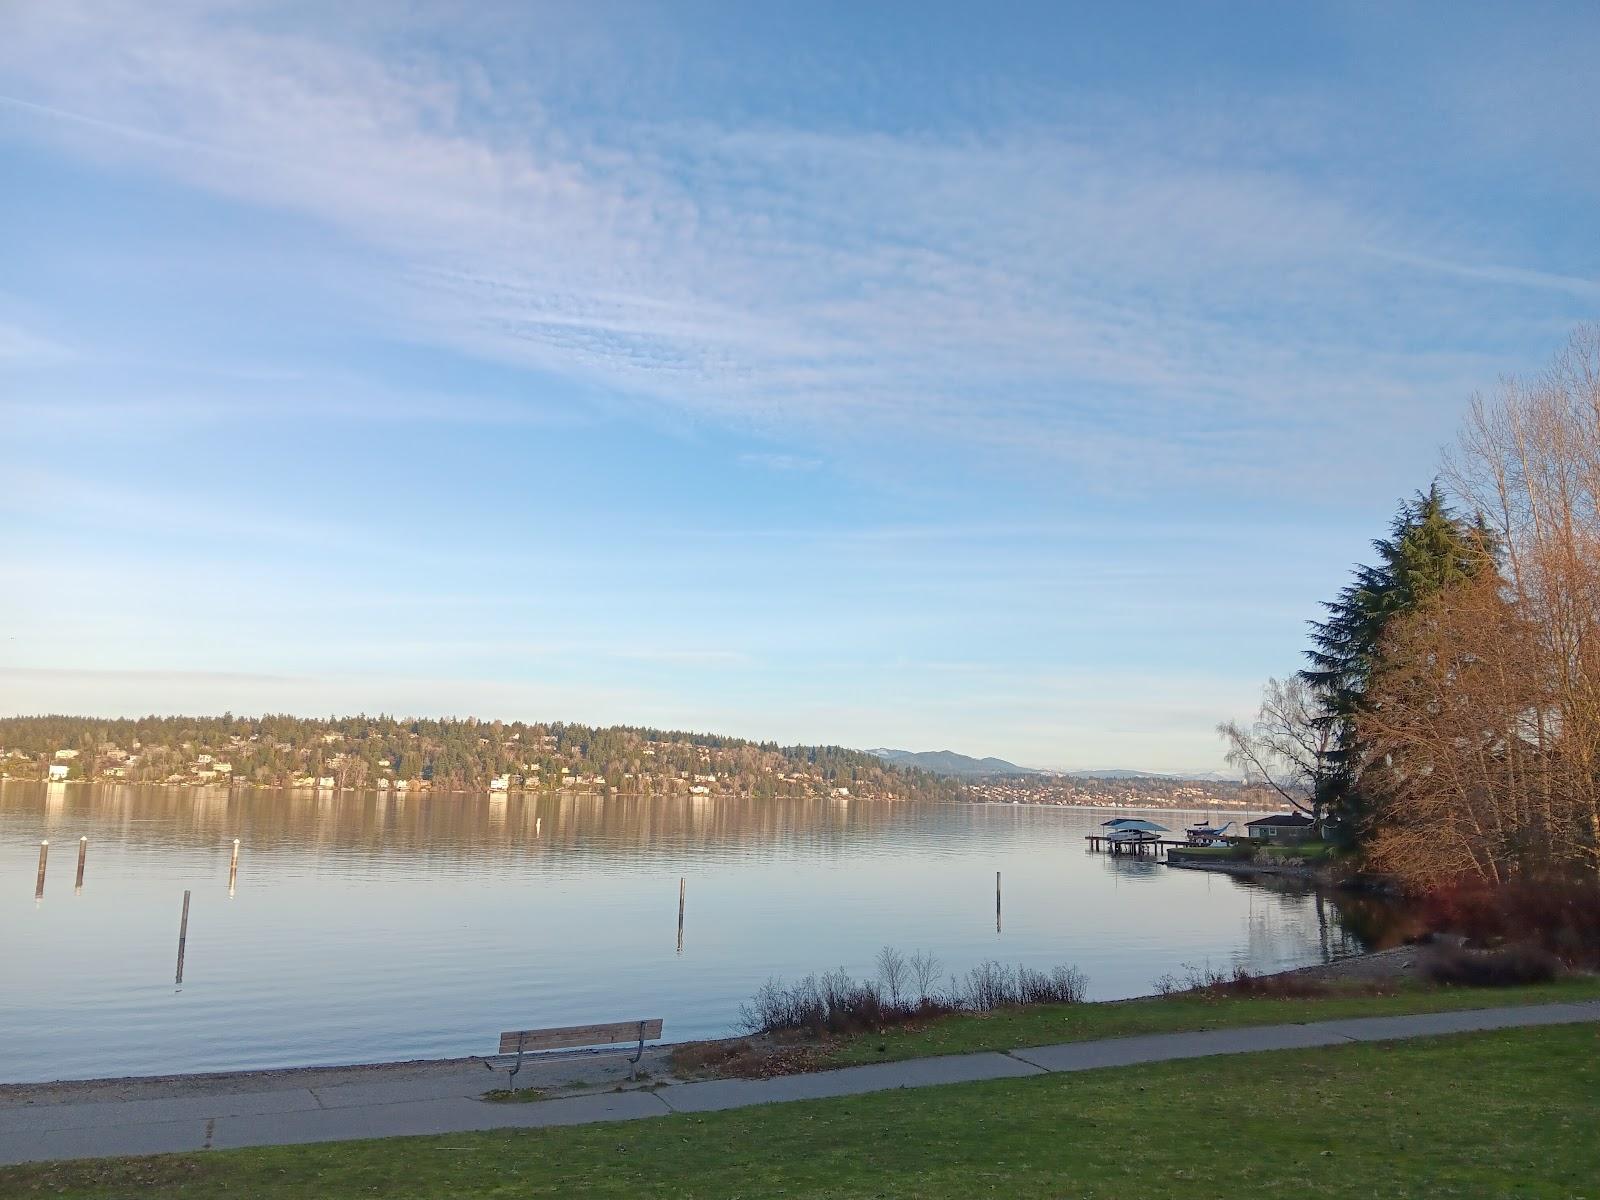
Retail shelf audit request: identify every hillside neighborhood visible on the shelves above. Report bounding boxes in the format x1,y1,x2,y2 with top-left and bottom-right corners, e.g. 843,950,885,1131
4,715,1265,810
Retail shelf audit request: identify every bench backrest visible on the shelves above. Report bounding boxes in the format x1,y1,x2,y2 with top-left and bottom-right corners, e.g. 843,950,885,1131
498,1019,664,1055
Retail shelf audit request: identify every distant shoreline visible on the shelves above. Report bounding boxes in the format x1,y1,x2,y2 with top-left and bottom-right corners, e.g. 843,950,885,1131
2,776,1264,814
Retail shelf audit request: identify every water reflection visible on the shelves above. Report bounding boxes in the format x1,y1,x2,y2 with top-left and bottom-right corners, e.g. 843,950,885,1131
1,783,1394,1082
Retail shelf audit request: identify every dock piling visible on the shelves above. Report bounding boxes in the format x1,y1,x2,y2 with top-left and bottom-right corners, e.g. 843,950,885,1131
996,870,1002,934
229,839,240,894
35,841,48,899
677,876,686,953
75,837,87,891
175,889,191,985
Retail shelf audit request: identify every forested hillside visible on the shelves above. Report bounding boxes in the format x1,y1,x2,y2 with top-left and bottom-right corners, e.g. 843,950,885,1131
0,714,965,803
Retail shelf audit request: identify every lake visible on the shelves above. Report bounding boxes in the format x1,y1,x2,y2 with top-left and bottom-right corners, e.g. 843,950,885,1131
0,782,1386,1083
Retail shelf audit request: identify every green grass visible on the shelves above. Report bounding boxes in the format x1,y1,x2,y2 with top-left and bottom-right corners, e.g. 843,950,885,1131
5,1023,1597,1198
480,1087,548,1103
1168,843,1250,860
1257,842,1335,861
823,976,1600,1066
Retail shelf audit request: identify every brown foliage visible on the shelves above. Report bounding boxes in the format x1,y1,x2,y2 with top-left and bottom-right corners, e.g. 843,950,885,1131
1358,326,1600,888
1416,878,1600,966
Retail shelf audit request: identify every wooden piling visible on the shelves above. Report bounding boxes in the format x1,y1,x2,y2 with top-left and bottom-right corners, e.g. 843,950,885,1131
677,877,686,953
229,839,240,894
75,837,87,890
35,841,48,899
175,889,191,985
996,870,1002,934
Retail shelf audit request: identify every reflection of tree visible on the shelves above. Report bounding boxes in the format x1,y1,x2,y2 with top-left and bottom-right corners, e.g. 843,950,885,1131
1220,872,1401,968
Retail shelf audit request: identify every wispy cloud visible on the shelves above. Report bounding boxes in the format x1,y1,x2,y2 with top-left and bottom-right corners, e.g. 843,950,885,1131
739,452,821,472
0,318,71,365
4,2,1586,488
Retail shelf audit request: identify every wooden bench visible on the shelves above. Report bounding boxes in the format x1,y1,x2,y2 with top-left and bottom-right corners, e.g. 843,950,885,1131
497,1019,664,1089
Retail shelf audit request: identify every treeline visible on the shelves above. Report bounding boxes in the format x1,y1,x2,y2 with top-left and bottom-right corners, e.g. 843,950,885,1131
0,713,966,804
1222,327,1600,891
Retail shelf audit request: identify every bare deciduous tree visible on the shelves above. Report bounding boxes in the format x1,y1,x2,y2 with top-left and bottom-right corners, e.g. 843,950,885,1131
1217,675,1334,828
874,945,908,1007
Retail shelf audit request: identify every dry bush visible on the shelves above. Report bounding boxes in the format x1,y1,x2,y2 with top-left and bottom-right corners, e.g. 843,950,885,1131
1153,963,1334,999
738,948,1086,1036
1417,878,1600,966
1421,942,1563,987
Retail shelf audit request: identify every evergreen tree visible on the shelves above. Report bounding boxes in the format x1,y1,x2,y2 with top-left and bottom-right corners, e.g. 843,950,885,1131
1301,485,1495,838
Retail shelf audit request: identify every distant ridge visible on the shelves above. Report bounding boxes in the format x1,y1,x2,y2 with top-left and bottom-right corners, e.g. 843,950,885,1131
868,748,1039,778
1065,768,1242,782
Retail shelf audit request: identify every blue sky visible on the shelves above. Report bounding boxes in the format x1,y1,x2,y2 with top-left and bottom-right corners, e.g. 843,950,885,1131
2,2,1597,771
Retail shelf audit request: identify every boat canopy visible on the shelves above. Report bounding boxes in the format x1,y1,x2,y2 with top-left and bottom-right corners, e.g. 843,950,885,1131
1100,818,1170,833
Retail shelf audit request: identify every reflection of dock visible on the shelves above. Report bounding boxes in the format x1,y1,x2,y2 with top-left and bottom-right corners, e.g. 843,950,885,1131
1084,834,1188,857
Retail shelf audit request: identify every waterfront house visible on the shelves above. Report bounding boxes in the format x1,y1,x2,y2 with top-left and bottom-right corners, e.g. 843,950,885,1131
1244,812,1315,843
47,763,69,782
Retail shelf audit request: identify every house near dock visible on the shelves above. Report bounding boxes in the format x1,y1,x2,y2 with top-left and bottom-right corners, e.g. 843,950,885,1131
47,763,70,782
1244,812,1316,843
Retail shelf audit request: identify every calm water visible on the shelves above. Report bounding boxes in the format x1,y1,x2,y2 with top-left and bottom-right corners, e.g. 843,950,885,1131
0,783,1382,1082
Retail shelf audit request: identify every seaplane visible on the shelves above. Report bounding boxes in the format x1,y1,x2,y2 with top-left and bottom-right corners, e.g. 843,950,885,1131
1186,817,1235,846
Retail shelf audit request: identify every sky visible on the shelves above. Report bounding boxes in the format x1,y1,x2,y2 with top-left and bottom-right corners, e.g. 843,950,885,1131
2,2,1597,772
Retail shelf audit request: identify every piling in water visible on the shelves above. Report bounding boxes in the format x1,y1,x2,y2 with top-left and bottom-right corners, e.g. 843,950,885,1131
229,839,240,894
175,889,191,985
996,870,1002,934
677,876,686,954
75,837,87,891
35,841,48,899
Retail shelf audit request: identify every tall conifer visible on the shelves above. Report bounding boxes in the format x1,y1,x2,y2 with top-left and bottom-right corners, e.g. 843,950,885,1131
1301,485,1495,837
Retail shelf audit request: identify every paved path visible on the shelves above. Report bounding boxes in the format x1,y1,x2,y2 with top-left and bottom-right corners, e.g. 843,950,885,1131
4,1001,1597,1166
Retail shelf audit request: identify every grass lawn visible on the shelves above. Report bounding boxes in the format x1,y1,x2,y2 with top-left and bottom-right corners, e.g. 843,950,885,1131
1257,842,1335,860
4,1023,1597,1198
822,976,1600,1066
1169,843,1250,859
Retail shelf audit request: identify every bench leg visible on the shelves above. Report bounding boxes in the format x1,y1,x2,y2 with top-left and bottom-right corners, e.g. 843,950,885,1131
628,1020,646,1081
508,1034,527,1092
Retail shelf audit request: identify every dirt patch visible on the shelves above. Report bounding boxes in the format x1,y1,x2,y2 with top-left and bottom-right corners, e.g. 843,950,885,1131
1274,945,1423,985
669,1034,830,1080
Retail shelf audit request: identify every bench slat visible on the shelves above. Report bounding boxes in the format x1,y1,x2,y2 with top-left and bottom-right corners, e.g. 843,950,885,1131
498,1019,664,1055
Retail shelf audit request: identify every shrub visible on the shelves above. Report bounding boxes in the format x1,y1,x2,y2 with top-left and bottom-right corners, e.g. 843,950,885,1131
737,948,1086,1036
1152,963,1333,999
1421,942,1563,987
1416,878,1600,967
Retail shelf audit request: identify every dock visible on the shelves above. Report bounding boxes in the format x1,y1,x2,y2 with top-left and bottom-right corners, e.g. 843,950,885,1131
1084,835,1193,857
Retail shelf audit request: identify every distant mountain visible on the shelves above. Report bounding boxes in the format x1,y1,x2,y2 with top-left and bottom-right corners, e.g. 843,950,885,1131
869,748,1039,778
1066,768,1169,779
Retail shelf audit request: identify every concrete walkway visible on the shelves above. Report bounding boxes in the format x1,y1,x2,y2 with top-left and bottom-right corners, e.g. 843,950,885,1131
3,1000,1597,1166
